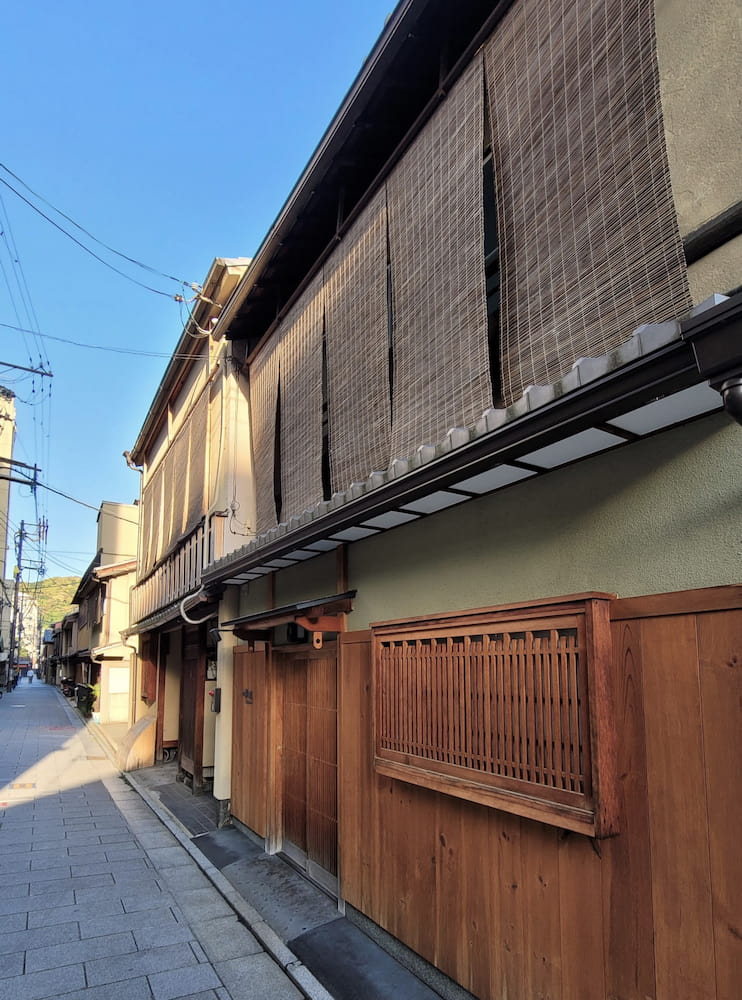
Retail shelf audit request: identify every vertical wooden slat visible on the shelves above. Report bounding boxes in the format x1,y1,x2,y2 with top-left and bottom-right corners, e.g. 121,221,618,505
642,615,716,1000
521,822,562,1000
603,619,656,999
697,610,742,995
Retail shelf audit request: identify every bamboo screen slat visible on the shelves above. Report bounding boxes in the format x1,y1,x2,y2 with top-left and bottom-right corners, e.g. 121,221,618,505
324,188,391,493
375,622,591,809
141,462,164,572
165,425,188,550
387,56,490,458
279,273,324,522
484,0,692,405
185,389,208,535
249,339,280,535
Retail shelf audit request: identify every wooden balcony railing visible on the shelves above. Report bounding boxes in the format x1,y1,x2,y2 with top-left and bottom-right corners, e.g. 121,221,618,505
130,524,205,626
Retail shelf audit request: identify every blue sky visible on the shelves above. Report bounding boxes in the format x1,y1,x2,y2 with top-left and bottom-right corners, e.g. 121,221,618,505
1,0,394,580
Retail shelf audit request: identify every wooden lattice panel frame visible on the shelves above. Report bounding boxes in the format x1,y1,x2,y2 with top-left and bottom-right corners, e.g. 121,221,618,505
372,594,618,836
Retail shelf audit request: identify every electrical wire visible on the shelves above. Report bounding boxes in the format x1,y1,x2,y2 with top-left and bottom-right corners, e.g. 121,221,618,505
1,321,208,361
0,162,197,291
0,175,184,299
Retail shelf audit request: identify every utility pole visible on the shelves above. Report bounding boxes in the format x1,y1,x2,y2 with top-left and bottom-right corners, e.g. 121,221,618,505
6,520,24,691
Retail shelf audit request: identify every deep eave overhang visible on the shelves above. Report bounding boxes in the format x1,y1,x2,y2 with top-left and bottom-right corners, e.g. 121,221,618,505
222,591,356,634
203,293,742,591
220,0,515,352
130,257,250,465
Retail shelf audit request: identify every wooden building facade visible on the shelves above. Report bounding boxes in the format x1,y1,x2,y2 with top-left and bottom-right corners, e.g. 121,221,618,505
127,1,741,996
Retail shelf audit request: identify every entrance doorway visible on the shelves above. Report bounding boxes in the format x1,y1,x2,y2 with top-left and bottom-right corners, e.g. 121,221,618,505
276,645,338,890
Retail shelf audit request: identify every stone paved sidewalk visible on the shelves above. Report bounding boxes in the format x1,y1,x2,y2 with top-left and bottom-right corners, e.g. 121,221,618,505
0,682,304,1000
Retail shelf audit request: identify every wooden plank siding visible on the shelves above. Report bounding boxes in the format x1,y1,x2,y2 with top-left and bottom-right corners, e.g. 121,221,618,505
231,646,269,837
337,585,742,1000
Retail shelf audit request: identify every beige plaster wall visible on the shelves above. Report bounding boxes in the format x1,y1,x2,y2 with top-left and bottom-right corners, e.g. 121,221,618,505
97,502,138,566
655,0,741,236
688,234,742,303
213,586,240,802
339,411,741,629
237,550,337,618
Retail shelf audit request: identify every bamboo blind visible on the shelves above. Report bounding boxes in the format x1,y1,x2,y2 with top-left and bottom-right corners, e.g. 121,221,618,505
375,619,592,809
249,338,280,535
140,461,164,573
279,273,325,522
484,0,692,405
324,187,391,493
186,389,208,535
387,56,490,458
165,423,187,550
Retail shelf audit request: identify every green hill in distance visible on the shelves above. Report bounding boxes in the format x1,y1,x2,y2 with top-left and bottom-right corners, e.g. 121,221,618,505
22,576,80,631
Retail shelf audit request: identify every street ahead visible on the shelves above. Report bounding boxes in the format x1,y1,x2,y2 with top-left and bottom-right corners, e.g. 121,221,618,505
0,681,302,1000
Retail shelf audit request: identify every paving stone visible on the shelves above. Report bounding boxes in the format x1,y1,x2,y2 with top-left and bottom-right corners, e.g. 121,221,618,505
132,921,197,950
145,846,192,869
158,867,212,892
0,912,28,932
148,962,223,1000
214,954,303,1000
85,941,199,987
0,881,31,899
38,976,154,1000
78,904,179,939
62,830,102,845
28,897,124,928
175,888,234,923
188,916,263,963
25,929,137,973
136,832,180,851
29,872,114,894
71,857,152,878
0,919,80,956
0,951,24,978
0,962,85,1000
0,888,74,916
75,879,164,905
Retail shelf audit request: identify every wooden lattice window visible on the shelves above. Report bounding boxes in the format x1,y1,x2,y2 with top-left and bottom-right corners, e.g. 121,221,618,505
373,594,617,836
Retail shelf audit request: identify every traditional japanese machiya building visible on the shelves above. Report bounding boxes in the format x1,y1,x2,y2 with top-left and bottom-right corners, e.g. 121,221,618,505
125,258,252,789
136,2,741,997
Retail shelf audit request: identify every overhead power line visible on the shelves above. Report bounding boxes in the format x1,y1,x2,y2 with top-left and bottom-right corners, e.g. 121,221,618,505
1,321,207,361
0,172,195,300
0,162,196,290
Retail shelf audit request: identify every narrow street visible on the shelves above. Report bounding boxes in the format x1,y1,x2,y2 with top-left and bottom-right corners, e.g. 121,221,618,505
0,681,303,1000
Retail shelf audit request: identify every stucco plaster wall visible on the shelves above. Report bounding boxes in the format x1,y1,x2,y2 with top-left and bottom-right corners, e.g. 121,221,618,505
342,411,741,628
655,0,741,236
688,234,742,304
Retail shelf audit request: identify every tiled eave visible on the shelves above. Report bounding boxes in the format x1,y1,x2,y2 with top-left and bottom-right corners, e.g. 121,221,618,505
202,294,741,592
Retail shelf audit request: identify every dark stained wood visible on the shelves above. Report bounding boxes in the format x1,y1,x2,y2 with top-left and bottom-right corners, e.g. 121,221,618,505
611,584,742,621
231,645,268,837
697,610,742,996
140,634,157,704
641,615,716,999
155,634,167,762
179,623,206,789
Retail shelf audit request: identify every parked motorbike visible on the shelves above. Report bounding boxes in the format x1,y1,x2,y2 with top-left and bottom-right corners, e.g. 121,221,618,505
60,677,76,697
